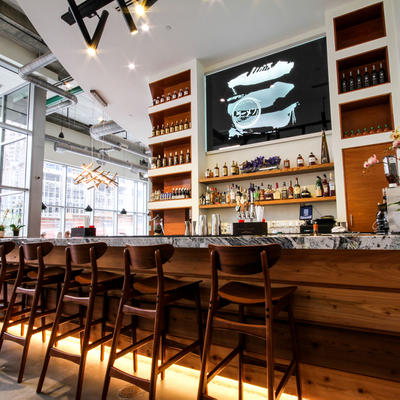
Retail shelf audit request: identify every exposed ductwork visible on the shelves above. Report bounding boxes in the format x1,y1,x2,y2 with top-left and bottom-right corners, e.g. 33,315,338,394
45,134,148,175
89,120,150,159
18,53,78,115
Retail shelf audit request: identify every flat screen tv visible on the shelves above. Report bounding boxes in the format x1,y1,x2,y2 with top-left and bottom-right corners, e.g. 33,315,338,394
205,37,331,151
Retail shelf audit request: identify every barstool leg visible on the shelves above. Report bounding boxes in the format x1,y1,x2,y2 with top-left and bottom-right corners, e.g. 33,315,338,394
100,291,108,362
238,304,244,400
197,298,217,400
149,299,163,400
160,331,166,380
194,286,204,358
0,280,20,351
18,284,42,383
37,283,67,393
131,313,137,373
40,289,46,343
266,314,275,400
288,300,302,400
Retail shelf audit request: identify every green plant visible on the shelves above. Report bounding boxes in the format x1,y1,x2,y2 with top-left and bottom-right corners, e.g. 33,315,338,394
10,224,24,231
0,225,5,231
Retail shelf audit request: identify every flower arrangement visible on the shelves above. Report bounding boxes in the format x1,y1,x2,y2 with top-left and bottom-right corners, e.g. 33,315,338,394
240,155,281,173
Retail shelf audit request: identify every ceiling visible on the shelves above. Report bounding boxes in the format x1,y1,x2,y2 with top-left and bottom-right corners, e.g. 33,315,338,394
16,0,348,143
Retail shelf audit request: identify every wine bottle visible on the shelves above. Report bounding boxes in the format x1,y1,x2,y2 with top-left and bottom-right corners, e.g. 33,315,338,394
162,153,167,167
363,67,370,88
328,173,336,196
356,69,363,89
288,181,294,199
273,183,281,200
179,150,184,165
371,64,379,85
281,182,288,200
294,178,301,199
379,62,386,84
348,71,355,91
185,149,191,163
322,174,329,197
341,73,347,93
315,176,323,197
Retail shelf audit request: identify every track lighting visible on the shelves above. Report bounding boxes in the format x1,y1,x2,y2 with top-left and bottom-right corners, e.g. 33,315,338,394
116,0,137,35
134,2,145,17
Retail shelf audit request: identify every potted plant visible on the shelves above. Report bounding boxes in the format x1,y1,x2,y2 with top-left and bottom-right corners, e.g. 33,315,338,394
10,224,24,237
0,225,5,238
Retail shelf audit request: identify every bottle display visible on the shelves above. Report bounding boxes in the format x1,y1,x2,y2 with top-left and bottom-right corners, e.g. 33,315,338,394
151,85,190,105
339,63,387,93
297,154,305,168
315,176,322,197
341,73,347,93
348,71,355,91
151,117,191,137
355,69,362,89
308,152,317,166
379,62,386,84
343,121,391,138
151,186,191,202
371,64,379,85
363,67,370,87
294,178,301,199
152,148,191,169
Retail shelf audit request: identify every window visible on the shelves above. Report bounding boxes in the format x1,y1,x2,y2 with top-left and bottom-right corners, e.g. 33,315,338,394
41,161,148,238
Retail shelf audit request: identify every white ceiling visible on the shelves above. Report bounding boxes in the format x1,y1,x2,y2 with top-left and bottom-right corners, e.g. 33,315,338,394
16,0,348,143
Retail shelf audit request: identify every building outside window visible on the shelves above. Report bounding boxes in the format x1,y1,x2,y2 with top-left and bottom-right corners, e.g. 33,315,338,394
41,160,148,238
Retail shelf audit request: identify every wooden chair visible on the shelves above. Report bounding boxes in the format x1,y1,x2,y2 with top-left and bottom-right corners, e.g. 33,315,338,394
197,244,302,400
0,242,65,383
0,241,18,318
101,244,204,400
36,242,124,400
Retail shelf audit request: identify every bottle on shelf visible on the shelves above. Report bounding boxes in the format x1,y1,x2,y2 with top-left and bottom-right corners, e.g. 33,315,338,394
184,87,190,96
160,94,165,103
178,120,183,131
266,185,274,201
322,174,329,197
222,162,228,177
154,96,160,105
376,125,383,133
294,177,301,199
155,125,160,136
205,168,211,178
341,73,347,93
175,121,179,132
301,186,311,198
348,71,355,91
273,182,281,200
168,152,174,166
315,176,323,197
371,64,379,86
297,154,305,168
260,183,265,201
165,123,170,134
166,93,171,101
174,151,179,165
151,157,157,169
379,62,386,84
160,124,165,135
329,173,335,196
363,67,370,88
281,182,288,200
162,153,168,167
186,149,191,163
356,69,363,90
172,91,178,100
283,159,290,169
179,150,184,164
205,186,211,205
213,163,220,178
178,88,184,98
156,155,162,168
288,180,294,199
369,126,375,134
308,152,317,166
184,118,189,130
152,126,156,137
363,127,368,135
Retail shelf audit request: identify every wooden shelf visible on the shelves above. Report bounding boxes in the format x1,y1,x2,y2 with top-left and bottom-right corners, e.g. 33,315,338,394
148,198,193,210
148,163,192,178
334,2,386,51
199,163,335,184
149,69,191,102
199,197,336,209
148,95,192,114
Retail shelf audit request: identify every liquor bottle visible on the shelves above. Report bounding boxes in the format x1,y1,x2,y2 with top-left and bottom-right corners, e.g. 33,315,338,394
178,88,184,98
179,150,184,164
160,94,165,103
160,124,165,135
308,152,317,166
165,123,170,134
376,125,383,133
341,73,347,93
185,149,191,163
175,121,179,132
348,71,355,91
297,154,305,168
172,90,178,100
273,182,281,200
288,180,294,199
260,183,265,201
168,152,174,166
205,168,211,178
152,126,156,136
154,97,160,105
371,64,379,85
315,176,323,197
213,164,220,178
179,120,184,131
184,118,189,130
328,173,336,196
174,151,179,165
166,93,171,101
162,153,167,167
210,187,215,204
356,69,363,89
322,174,329,197
301,186,311,198
321,130,330,164
379,62,386,84
226,187,231,204
231,185,236,204
151,157,157,169
363,67,370,88
155,125,160,136
281,182,288,200
266,185,274,201
230,161,236,176
184,87,190,96
222,162,228,177
294,177,301,199
156,155,162,168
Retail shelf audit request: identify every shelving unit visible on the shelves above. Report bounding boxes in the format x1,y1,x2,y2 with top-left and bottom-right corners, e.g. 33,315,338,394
199,196,336,209
199,163,334,184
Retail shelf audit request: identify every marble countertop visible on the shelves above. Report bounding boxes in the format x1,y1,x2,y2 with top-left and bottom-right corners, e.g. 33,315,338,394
3,234,400,250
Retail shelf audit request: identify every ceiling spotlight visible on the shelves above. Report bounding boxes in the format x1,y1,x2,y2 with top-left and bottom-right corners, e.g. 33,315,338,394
134,2,145,17
141,23,150,32
128,63,136,70
87,45,97,57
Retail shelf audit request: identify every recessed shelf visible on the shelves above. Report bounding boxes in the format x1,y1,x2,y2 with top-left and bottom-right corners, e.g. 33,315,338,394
199,163,335,184
148,198,193,210
336,46,389,95
334,2,386,51
148,102,191,132
149,69,191,104
148,163,192,178
339,93,393,139
199,197,336,209
148,94,192,113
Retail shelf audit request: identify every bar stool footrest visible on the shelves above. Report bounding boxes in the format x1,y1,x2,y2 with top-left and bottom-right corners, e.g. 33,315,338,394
207,346,240,383
49,347,81,364
159,339,201,373
110,366,150,392
3,331,25,346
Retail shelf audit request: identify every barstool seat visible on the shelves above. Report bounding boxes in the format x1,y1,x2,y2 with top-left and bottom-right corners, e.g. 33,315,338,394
75,271,122,285
134,275,200,294
219,282,297,304
27,266,64,279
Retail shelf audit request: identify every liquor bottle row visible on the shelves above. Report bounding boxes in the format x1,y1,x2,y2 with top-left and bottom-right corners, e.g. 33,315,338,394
152,119,191,137
204,152,320,178
199,174,335,205
343,124,391,138
151,186,191,202
340,63,386,93
151,149,191,169
152,87,190,106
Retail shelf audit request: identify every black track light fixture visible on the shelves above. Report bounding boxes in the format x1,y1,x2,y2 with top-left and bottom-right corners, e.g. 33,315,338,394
58,130,64,139
116,0,137,35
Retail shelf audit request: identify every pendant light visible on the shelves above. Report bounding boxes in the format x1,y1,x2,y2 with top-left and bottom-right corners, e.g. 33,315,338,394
85,205,93,212
120,208,127,215
41,202,47,210
58,109,64,138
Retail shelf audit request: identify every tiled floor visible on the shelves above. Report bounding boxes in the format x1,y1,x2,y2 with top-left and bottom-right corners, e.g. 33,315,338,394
0,329,298,399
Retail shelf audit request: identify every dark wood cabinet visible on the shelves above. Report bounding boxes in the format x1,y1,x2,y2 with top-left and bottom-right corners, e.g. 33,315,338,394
343,142,391,232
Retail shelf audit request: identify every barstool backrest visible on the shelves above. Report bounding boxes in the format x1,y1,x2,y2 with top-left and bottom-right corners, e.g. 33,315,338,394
0,241,15,269
126,244,174,270
208,244,281,275
22,242,53,261
68,242,107,265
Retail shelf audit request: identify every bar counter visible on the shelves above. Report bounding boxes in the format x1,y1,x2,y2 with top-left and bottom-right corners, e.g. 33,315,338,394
2,234,400,399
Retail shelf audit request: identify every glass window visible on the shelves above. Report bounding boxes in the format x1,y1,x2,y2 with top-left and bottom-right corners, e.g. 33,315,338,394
94,210,114,236
40,206,62,239
65,208,88,233
4,85,30,129
66,166,90,208
95,184,115,210
117,213,134,236
42,162,64,206
1,133,27,188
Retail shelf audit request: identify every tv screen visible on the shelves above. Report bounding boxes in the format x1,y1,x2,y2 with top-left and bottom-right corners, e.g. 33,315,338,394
205,37,331,151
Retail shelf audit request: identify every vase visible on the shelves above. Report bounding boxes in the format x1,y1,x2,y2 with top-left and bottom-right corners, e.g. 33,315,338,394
12,230,20,237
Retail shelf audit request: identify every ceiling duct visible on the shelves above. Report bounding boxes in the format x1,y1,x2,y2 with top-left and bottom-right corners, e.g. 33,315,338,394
46,134,147,174
18,53,78,115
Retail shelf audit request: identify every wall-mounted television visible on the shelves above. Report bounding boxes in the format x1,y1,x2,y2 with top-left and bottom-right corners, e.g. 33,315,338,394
205,37,331,151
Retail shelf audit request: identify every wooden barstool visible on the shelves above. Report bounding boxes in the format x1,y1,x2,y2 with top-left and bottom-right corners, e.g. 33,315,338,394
0,242,65,383
101,244,204,400
37,242,124,400
197,244,302,400
0,241,18,318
